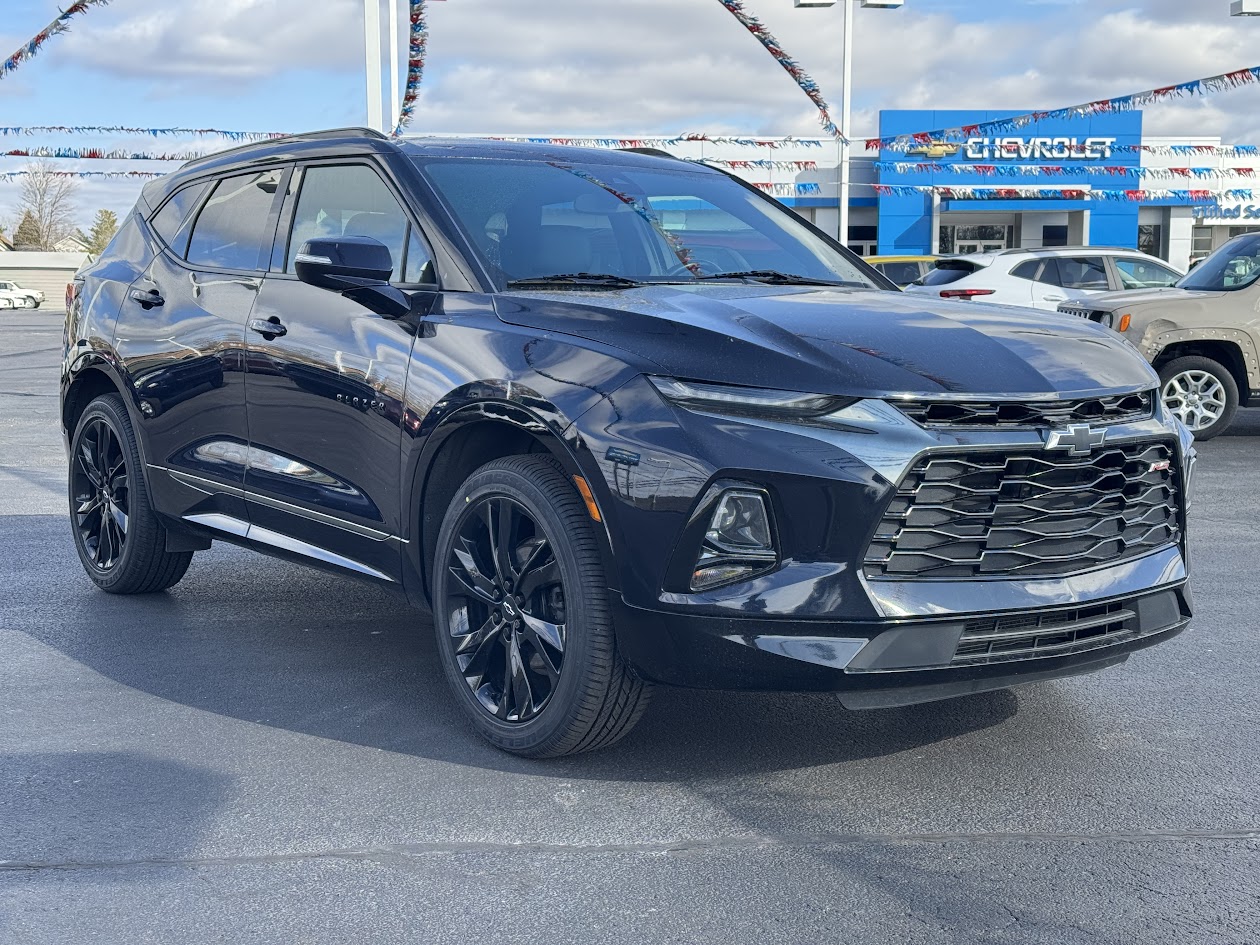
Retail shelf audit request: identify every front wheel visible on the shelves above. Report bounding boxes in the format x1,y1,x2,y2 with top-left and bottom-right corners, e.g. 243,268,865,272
1159,356,1239,440
68,394,193,593
433,455,651,757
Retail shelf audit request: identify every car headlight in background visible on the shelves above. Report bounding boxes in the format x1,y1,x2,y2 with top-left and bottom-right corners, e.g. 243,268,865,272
649,377,854,420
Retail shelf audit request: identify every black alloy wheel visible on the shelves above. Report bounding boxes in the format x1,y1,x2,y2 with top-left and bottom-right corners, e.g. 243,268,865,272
445,494,567,722
68,394,194,593
433,455,651,757
72,416,131,571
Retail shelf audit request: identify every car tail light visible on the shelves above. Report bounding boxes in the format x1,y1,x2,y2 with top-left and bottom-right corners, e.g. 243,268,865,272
939,288,996,299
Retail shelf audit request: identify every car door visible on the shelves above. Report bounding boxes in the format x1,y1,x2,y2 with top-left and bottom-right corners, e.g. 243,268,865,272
117,170,282,527
242,161,439,581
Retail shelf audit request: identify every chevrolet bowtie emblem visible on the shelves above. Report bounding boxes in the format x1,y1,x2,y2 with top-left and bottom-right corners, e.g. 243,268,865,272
1045,424,1107,455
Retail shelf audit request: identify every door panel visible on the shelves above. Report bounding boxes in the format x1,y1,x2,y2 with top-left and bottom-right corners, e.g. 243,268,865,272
118,251,258,522
240,161,446,579
242,278,419,577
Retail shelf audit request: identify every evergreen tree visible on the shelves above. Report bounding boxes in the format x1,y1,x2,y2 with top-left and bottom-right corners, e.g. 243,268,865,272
85,209,119,255
12,211,41,250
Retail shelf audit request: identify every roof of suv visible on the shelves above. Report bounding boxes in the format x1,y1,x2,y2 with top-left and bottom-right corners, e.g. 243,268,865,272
138,128,697,211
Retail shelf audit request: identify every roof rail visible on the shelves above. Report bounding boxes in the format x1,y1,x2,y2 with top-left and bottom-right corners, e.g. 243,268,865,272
617,147,679,159
999,245,1133,255
180,126,391,170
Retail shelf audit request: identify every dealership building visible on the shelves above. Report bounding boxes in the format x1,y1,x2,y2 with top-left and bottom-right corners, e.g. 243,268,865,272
638,109,1253,271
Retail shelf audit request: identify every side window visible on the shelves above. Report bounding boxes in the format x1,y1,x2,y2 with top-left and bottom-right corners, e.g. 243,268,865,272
1034,259,1062,286
150,181,209,255
404,227,436,284
1057,256,1110,290
1115,258,1180,289
186,171,282,271
1010,260,1040,281
879,262,922,285
287,164,409,281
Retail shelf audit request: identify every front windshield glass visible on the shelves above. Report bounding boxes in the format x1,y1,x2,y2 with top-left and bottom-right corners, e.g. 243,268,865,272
414,156,881,289
1178,233,1260,291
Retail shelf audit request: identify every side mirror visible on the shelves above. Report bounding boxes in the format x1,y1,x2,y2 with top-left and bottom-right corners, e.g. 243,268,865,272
294,236,413,318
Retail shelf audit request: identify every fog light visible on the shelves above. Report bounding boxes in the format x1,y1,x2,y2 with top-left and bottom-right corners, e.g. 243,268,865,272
691,490,777,591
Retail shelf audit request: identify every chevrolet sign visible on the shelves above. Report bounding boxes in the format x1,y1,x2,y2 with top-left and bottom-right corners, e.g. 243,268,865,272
964,137,1118,161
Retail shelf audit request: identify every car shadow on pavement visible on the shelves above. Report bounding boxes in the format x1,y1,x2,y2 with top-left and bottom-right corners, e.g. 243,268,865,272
12,515,1019,782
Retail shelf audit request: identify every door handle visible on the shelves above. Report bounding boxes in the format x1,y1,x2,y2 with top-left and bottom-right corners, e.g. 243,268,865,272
249,317,287,338
129,288,164,308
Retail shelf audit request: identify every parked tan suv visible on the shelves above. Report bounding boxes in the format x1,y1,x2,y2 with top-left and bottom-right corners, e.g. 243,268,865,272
1059,232,1260,439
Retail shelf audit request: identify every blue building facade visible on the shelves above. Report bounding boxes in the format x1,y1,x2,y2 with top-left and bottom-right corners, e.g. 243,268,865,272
876,110,1148,256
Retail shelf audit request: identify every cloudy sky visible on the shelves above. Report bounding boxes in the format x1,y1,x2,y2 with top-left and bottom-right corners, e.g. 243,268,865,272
3,0,1259,229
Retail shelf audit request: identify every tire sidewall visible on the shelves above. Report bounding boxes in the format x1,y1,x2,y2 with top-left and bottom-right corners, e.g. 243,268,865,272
69,395,144,590
1159,356,1239,440
432,463,607,754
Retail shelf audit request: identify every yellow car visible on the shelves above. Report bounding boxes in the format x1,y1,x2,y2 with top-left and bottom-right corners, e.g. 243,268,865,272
867,255,942,288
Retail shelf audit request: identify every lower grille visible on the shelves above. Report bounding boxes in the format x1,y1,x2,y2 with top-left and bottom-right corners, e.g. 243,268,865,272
953,601,1134,664
864,440,1182,580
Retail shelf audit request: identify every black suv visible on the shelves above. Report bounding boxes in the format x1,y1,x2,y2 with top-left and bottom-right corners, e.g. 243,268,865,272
63,129,1195,756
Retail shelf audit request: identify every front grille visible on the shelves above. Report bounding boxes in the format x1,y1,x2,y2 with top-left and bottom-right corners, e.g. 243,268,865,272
952,601,1135,664
895,392,1153,428
864,441,1181,580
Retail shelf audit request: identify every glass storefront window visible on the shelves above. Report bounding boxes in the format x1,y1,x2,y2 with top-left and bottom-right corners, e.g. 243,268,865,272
1138,224,1164,260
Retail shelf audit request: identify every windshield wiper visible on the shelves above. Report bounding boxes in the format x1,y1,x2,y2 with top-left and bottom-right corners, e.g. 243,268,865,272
506,273,644,289
694,269,857,287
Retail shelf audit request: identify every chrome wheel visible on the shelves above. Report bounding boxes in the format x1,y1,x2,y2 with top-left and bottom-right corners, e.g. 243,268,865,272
1162,369,1227,432
444,495,566,723
71,417,130,571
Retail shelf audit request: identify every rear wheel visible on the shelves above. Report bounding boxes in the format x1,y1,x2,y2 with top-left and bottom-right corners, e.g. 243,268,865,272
69,394,193,593
433,455,651,757
1159,356,1239,440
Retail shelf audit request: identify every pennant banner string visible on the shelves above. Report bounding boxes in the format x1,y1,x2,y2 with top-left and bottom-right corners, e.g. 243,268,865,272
3,0,111,81
0,125,288,141
714,0,844,141
868,66,1260,152
0,170,165,181
392,0,429,136
875,162,1260,179
871,184,1254,202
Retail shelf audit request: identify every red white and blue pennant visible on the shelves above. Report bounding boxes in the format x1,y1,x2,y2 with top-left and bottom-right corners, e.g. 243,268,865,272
2,0,111,81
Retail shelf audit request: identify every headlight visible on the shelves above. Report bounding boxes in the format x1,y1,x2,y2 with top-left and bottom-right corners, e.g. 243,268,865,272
1097,312,1115,329
649,377,854,420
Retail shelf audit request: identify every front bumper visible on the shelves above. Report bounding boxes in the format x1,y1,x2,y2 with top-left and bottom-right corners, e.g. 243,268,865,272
614,580,1192,705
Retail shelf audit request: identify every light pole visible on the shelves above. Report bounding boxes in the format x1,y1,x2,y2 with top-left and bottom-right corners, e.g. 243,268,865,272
794,0,904,249
364,0,384,132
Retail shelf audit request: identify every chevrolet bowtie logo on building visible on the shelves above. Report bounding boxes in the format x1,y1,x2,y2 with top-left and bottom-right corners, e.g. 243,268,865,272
1045,424,1107,455
904,141,962,159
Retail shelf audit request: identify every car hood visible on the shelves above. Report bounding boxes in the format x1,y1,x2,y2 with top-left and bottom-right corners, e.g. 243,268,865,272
1067,286,1226,312
494,284,1156,398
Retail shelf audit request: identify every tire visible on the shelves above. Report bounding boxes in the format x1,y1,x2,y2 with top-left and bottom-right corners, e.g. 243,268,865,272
1158,356,1239,441
432,455,651,757
68,393,193,593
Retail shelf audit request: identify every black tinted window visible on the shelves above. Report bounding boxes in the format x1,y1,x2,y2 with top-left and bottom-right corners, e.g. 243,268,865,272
186,171,281,271
1057,256,1109,290
878,262,922,286
287,165,409,280
151,182,208,255
917,263,978,286
1010,260,1040,281
1035,259,1062,286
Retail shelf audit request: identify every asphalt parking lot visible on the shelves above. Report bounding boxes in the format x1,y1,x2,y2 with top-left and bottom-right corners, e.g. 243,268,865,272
2,308,1258,944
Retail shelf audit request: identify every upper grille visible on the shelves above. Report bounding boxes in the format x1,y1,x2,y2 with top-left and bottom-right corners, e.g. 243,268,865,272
864,440,1181,580
895,392,1153,429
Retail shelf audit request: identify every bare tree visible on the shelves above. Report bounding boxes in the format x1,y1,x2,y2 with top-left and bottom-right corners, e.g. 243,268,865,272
13,160,80,251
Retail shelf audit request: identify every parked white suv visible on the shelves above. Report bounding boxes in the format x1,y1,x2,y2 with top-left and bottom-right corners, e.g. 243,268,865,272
903,247,1183,311
0,280,43,309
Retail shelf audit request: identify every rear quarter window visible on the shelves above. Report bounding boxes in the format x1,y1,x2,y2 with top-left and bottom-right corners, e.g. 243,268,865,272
916,262,979,287
149,182,209,255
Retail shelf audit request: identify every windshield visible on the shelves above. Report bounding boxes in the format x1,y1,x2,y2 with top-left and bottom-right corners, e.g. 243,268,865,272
414,156,882,289
1178,233,1260,291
